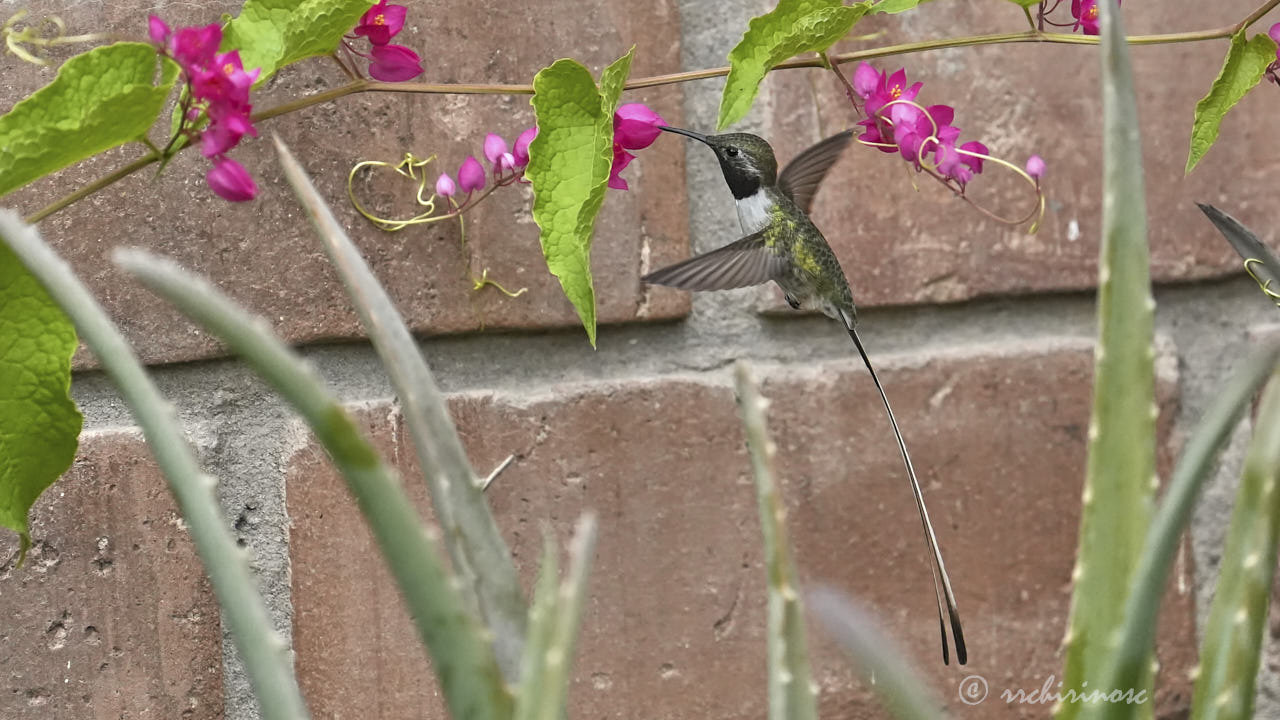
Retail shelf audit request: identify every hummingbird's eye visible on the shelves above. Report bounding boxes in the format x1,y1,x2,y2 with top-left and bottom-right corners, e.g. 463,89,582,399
725,147,739,157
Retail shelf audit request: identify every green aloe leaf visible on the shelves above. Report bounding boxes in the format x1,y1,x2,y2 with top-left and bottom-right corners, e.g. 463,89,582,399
718,0,872,130
1082,344,1280,720
1190,370,1280,720
275,137,529,682
116,249,513,720
1185,30,1276,175
809,588,943,720
513,515,598,720
1004,0,1039,8
0,242,83,561
1055,2,1158,718
514,531,560,720
222,0,373,84
734,363,818,720
527,47,635,348
0,43,178,198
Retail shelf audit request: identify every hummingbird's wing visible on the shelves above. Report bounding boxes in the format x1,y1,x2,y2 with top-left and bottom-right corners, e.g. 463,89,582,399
641,231,784,291
1198,203,1280,292
778,130,854,215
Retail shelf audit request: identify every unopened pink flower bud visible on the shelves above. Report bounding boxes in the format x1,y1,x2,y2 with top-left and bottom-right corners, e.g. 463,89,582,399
483,134,508,166
435,172,456,197
368,44,422,82
148,15,171,49
513,127,537,167
1026,154,1046,180
498,152,516,173
207,157,257,202
852,62,880,100
458,156,485,193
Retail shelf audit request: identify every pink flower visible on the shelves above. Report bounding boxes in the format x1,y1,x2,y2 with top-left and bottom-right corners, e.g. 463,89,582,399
852,63,928,157
1070,0,1118,35
368,43,422,82
435,173,456,198
863,67,921,120
458,156,485,193
934,140,988,187
207,157,257,202
614,103,666,150
513,127,537,168
856,117,893,152
1026,155,1046,180
608,147,635,190
959,141,987,175
353,1,407,46
933,141,969,185
201,111,258,158
1268,24,1280,83
148,16,170,47
192,50,259,108
498,152,516,173
483,134,508,166
170,23,221,70
892,103,953,164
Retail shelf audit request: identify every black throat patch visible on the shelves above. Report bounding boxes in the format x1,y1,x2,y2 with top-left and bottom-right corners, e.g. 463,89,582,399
719,160,761,200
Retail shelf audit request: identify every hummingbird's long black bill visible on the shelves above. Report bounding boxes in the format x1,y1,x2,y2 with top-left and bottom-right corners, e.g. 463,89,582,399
846,323,967,666
1197,202,1280,292
658,124,712,144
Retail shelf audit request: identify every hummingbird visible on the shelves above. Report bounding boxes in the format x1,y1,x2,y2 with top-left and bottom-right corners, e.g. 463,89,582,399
643,125,967,665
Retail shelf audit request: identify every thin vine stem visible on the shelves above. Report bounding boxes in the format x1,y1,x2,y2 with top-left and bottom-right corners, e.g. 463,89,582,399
26,154,160,223
20,0,1280,224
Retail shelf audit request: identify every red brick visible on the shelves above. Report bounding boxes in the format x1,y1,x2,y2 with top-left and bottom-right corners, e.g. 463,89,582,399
722,0,1273,313
0,429,223,719
0,0,689,368
286,341,1194,718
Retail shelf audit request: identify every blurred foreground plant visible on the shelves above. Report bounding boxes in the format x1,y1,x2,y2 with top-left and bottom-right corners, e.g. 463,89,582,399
0,138,611,718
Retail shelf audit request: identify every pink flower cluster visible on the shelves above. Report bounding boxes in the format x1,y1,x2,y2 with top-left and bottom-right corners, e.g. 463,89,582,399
435,128,537,201
149,17,261,202
852,63,988,187
610,103,666,190
433,103,665,204
344,1,422,82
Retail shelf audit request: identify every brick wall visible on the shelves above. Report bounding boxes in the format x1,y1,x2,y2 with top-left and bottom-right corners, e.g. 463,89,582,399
2,0,1278,717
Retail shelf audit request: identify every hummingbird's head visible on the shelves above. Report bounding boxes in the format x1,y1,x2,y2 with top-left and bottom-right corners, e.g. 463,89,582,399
659,126,777,200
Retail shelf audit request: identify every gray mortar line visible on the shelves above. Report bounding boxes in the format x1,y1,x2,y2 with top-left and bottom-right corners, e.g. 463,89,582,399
68,275,1261,423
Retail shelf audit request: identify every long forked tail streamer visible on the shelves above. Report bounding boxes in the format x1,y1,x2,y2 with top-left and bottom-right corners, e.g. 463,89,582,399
846,324,967,665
